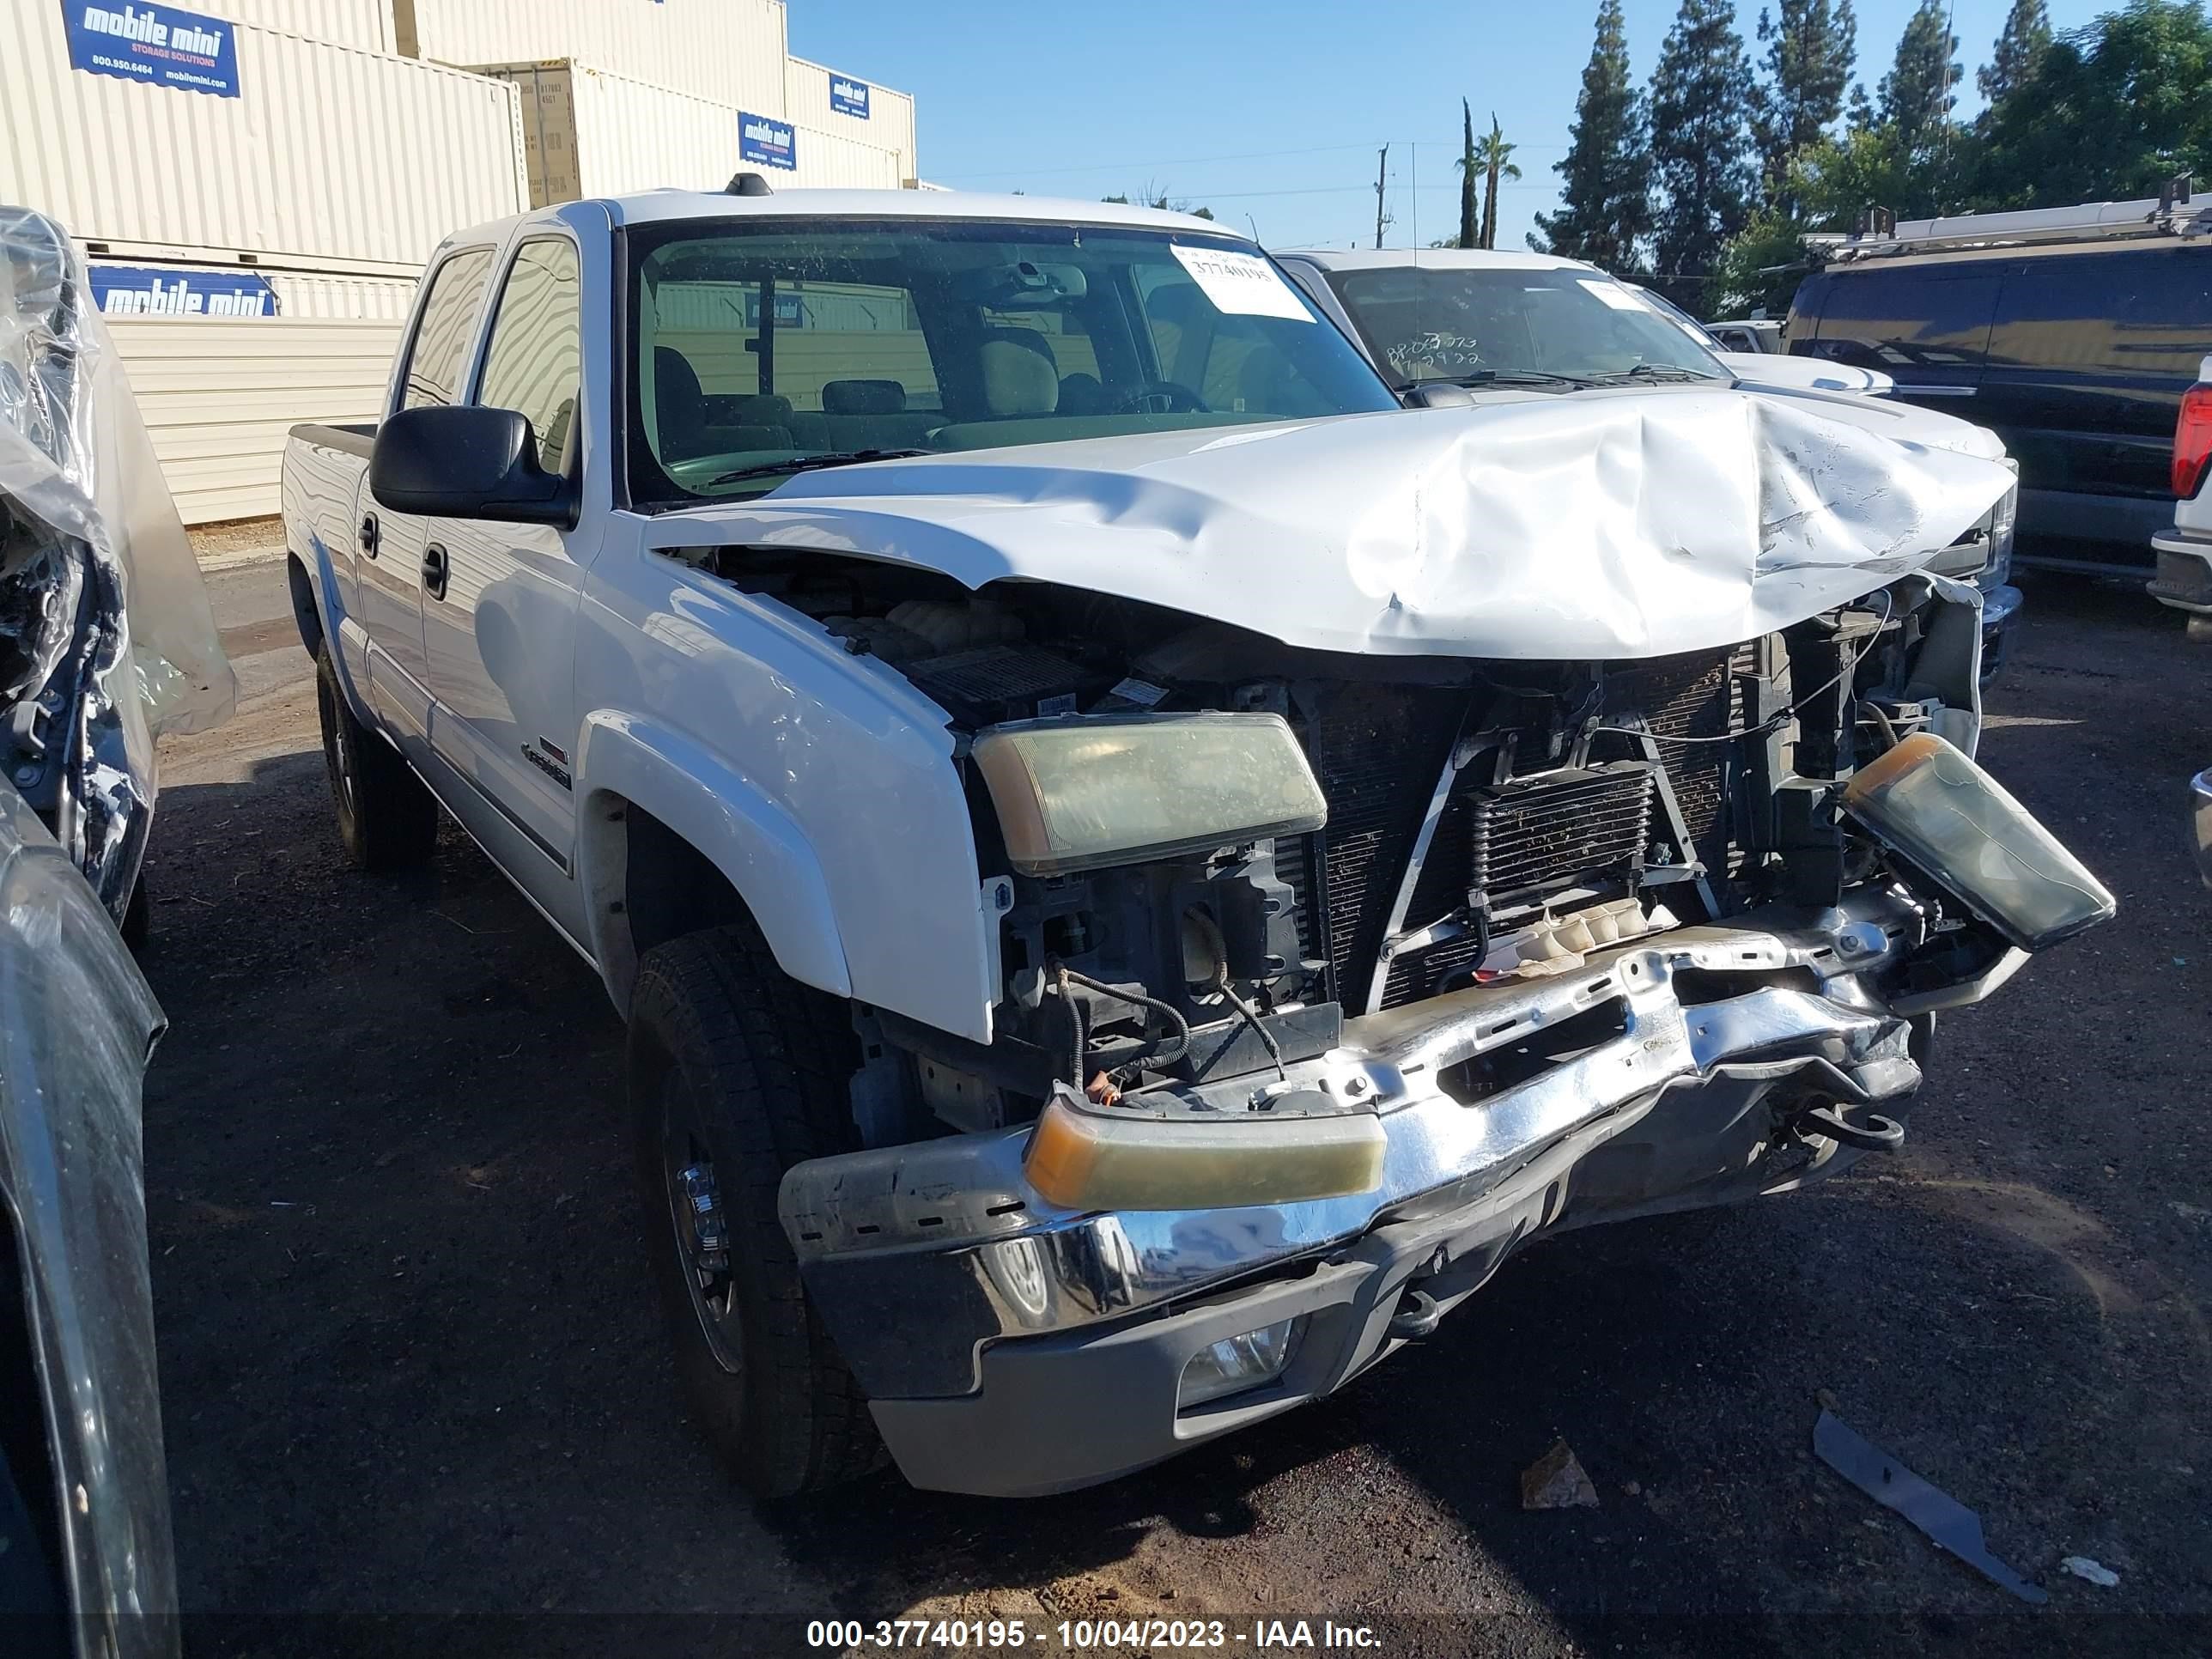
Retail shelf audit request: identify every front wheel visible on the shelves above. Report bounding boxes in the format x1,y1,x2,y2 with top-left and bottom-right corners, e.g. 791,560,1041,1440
314,646,437,872
628,924,882,1497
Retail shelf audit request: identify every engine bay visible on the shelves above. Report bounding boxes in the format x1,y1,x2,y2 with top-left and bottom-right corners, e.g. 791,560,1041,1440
694,543,2000,1138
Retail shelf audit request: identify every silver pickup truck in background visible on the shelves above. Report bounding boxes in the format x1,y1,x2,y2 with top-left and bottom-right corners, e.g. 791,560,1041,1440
281,183,2113,1498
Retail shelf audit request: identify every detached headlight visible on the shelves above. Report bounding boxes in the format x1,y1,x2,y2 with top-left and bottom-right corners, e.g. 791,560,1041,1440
973,712,1328,877
1842,734,2115,951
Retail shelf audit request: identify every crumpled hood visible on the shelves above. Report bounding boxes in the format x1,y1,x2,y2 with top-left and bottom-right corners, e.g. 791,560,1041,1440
645,390,2015,660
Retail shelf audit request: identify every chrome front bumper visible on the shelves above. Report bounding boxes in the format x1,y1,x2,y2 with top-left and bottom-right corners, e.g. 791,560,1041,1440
782,890,2002,1420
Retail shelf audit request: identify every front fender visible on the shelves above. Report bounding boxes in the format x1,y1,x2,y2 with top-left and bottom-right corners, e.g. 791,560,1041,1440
574,712,853,1012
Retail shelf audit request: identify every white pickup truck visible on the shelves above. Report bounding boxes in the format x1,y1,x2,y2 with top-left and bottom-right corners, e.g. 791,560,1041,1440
281,184,2112,1498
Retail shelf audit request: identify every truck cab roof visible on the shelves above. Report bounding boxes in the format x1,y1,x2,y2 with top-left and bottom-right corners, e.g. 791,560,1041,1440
431,188,1236,256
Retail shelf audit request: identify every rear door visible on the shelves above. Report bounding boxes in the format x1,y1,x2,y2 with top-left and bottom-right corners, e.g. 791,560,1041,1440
362,246,496,741
1984,246,2212,507
421,230,592,902
1799,259,2000,405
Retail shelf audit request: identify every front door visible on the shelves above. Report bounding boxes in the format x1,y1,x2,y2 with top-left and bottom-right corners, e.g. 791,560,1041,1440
362,246,497,743
421,234,590,905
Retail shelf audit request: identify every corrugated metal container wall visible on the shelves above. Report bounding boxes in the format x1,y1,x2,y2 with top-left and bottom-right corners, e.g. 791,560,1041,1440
398,0,788,113
484,62,901,204
86,260,417,320
198,0,395,52
783,57,917,185
793,125,904,191
1,7,526,271
106,318,404,522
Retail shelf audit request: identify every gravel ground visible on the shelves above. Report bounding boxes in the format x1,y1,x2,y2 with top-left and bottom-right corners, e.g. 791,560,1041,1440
139,569,2212,1657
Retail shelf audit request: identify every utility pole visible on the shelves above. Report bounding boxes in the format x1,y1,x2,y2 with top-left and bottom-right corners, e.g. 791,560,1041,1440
1374,143,1389,249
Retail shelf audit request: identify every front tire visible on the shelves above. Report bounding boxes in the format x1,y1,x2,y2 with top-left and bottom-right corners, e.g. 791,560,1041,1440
315,646,437,872
628,924,882,1497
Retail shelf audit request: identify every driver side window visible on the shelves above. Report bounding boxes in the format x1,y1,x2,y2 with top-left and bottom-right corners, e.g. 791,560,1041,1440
477,239,582,472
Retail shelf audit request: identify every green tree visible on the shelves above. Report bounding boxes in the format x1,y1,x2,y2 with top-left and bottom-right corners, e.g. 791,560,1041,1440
1103,186,1213,220
1753,0,1858,207
1649,0,1758,301
1975,0,2212,208
1978,0,2053,103
1474,114,1522,248
1703,208,1816,315
1879,0,1962,154
1531,0,1652,269
1457,100,1480,248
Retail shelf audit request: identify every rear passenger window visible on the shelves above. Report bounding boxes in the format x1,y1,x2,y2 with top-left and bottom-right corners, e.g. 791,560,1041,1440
477,239,583,471
400,248,495,410
1990,250,2212,380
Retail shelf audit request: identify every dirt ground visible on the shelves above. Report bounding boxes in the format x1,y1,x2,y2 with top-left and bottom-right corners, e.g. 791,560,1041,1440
140,569,2212,1657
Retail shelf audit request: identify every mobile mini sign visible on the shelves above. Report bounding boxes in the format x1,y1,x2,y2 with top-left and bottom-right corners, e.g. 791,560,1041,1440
738,111,797,171
829,74,871,119
88,267,277,317
61,1,242,98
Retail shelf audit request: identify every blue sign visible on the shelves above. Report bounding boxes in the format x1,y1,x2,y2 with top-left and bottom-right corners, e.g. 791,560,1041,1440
88,265,277,318
60,2,242,98
829,73,870,119
742,292,805,328
738,111,797,171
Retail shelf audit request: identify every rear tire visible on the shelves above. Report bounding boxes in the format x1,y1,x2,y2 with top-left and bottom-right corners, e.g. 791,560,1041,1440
315,646,437,872
628,923,883,1497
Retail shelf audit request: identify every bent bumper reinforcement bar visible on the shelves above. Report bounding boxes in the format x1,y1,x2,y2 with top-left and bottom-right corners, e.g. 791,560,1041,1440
778,889,1972,1494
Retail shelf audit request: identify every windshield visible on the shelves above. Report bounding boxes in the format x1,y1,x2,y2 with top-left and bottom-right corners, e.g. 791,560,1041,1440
625,217,1398,505
1323,264,1730,390
1629,285,1726,350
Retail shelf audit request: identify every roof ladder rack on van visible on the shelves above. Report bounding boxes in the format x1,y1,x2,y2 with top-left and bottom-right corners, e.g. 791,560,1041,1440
1816,174,2212,263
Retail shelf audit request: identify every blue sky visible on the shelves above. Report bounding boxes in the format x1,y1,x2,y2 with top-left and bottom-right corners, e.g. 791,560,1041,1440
789,0,2109,252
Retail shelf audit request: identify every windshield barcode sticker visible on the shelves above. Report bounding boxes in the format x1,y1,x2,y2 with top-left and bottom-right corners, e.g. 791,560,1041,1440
1577,278,1647,312
1170,245,1313,321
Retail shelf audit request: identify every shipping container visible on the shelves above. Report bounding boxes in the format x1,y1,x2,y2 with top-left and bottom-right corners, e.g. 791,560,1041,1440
3,5,526,271
85,258,418,321
783,56,917,185
198,0,395,52
107,316,404,523
482,60,902,206
397,0,788,114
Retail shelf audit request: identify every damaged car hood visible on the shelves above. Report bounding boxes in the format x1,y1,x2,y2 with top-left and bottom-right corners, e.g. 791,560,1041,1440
647,389,2016,660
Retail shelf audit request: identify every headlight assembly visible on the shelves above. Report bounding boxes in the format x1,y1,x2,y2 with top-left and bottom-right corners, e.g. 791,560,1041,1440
1842,734,2115,951
972,712,1328,877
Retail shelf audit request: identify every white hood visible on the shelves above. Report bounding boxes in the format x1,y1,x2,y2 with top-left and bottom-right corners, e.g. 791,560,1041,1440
645,390,2014,661
1719,349,1895,397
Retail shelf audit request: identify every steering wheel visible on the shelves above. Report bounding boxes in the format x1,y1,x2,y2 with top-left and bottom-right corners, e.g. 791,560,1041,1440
1108,380,1209,415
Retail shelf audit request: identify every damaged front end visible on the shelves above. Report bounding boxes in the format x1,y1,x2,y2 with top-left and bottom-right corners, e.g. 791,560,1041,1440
728,540,2110,1494
0,208,233,921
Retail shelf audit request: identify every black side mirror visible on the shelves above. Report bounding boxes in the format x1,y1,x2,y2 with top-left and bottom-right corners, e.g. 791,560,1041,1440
368,404,576,526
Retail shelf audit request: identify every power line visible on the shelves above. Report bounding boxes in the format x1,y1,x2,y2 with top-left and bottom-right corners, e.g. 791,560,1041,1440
939,136,1567,183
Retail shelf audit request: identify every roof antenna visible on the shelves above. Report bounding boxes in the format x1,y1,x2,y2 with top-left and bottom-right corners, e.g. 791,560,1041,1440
725,172,774,198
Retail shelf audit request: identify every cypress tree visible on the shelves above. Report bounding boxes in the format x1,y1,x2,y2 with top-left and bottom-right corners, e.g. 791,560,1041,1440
1649,0,1757,299
1531,0,1651,268
1978,0,2052,104
1458,100,1479,248
1753,0,1858,204
1880,0,1962,154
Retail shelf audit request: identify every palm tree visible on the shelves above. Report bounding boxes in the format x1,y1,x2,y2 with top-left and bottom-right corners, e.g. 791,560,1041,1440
1473,114,1522,249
